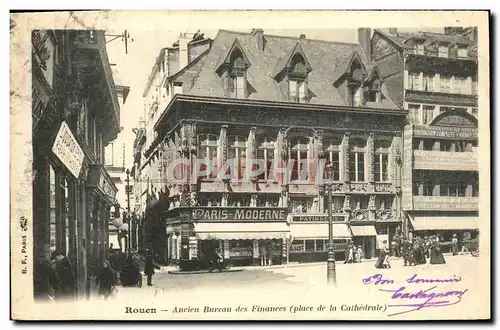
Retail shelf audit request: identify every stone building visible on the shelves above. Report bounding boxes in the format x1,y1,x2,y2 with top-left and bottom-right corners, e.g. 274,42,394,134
32,30,121,299
370,27,479,246
138,29,407,270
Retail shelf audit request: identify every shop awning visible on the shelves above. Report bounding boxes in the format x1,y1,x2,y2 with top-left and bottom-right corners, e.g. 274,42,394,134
410,215,479,231
350,225,377,236
290,223,352,239
194,222,290,240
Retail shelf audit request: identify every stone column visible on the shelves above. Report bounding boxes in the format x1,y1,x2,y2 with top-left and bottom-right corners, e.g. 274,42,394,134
368,194,376,220
221,193,229,207
247,127,256,182
367,133,375,183
276,128,286,185
341,132,350,182
318,185,325,213
218,125,228,177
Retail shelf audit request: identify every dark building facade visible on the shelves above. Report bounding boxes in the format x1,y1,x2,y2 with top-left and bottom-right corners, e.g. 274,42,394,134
32,30,120,299
139,29,407,270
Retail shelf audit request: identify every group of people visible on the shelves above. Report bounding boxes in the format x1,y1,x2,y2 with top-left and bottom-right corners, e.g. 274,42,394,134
344,242,365,264
398,235,446,267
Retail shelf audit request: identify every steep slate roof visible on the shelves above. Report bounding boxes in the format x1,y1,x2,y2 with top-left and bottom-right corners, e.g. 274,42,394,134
183,29,397,109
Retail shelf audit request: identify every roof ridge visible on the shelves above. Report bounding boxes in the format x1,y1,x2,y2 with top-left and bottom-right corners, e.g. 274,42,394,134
218,29,360,47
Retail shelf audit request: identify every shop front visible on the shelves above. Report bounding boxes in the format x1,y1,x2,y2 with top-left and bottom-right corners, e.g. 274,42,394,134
407,213,479,253
288,217,353,263
166,207,290,270
86,164,118,279
33,121,86,300
349,225,377,259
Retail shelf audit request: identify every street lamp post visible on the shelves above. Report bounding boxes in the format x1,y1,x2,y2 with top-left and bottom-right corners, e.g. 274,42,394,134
326,162,337,285
126,168,132,255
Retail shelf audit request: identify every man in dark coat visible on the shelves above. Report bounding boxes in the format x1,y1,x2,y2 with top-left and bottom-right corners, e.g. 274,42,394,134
144,250,157,286
95,260,115,299
49,251,76,301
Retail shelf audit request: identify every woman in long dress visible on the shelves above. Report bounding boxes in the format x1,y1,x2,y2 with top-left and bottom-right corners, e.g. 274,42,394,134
429,236,446,264
375,240,389,269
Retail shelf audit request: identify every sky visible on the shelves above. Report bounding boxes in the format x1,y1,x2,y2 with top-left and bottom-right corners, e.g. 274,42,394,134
104,27,444,170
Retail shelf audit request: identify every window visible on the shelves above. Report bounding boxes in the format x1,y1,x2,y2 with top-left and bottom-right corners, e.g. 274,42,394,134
305,240,315,252
349,140,365,182
472,76,478,95
440,75,452,93
376,196,393,210
374,141,390,182
366,81,382,103
288,54,309,103
256,137,275,181
416,42,425,55
423,181,434,196
351,86,363,106
440,182,466,197
323,139,341,181
199,193,220,206
49,165,56,253
350,196,369,210
235,76,245,99
289,79,308,103
173,82,183,95
323,196,344,213
408,72,421,91
105,142,114,166
423,73,435,92
290,198,313,214
289,137,309,181
228,194,251,207
454,76,468,94
227,136,247,181
257,194,279,207
457,47,468,59
315,240,324,252
438,45,449,58
422,106,435,124
408,104,421,124
197,134,219,179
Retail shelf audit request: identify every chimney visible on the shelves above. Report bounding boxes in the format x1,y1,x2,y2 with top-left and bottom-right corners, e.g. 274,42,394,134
178,33,190,70
358,28,371,60
251,28,265,52
388,28,398,35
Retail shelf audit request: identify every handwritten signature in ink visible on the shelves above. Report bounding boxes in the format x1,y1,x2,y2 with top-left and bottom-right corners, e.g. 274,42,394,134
362,273,468,317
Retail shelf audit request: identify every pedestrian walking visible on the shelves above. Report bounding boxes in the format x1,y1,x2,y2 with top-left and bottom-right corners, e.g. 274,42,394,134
48,251,76,301
144,250,157,286
402,239,414,266
430,236,446,265
344,242,354,264
451,234,459,256
95,260,116,300
374,240,390,269
355,245,364,263
208,248,223,273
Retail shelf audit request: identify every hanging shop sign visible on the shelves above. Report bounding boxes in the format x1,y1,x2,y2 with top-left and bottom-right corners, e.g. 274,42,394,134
87,164,118,202
52,121,85,178
191,207,288,222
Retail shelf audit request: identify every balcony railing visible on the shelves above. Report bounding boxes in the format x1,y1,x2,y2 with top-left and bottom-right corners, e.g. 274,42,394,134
413,196,478,211
413,150,478,171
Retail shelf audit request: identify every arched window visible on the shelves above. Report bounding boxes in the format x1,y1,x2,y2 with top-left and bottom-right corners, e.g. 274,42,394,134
227,135,247,181
256,137,275,181
226,48,247,99
197,134,218,179
289,137,310,181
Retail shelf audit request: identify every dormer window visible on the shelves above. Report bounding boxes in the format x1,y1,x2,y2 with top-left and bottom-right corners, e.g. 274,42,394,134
216,39,252,100
288,54,309,103
226,49,247,99
438,44,449,58
416,42,425,55
366,81,382,103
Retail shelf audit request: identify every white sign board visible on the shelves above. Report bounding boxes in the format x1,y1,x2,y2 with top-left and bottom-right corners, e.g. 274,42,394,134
32,30,55,88
52,121,85,178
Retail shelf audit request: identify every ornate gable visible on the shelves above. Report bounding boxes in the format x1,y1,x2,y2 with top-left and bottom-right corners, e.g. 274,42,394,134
332,51,368,86
272,42,312,80
429,109,478,128
215,38,251,77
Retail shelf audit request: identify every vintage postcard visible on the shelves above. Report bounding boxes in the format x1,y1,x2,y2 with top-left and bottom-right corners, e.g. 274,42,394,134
10,10,490,320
